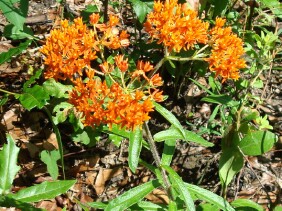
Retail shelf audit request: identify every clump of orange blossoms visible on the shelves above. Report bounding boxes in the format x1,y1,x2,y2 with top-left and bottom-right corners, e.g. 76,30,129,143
40,14,164,130
205,18,246,81
40,14,129,81
144,0,209,52
69,57,164,130
145,0,246,81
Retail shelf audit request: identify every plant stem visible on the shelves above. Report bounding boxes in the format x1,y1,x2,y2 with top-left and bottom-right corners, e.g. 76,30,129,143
0,88,17,96
43,107,66,179
144,122,173,199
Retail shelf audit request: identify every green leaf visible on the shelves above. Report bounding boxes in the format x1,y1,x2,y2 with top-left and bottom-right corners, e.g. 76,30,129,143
23,69,43,90
103,124,130,139
3,24,34,40
154,127,213,147
0,0,29,30
0,195,42,211
72,126,100,146
162,165,195,211
52,102,73,125
0,40,31,65
239,131,277,156
185,183,235,211
12,180,76,203
130,201,167,211
197,203,219,210
16,85,50,110
274,206,282,211
219,148,244,189
129,128,142,173
153,102,186,140
0,94,9,106
189,78,214,95
128,0,153,23
231,199,264,211
0,134,21,195
43,79,72,98
213,0,229,17
201,94,233,105
109,133,124,147
161,139,176,166
40,150,60,180
88,201,108,209
168,201,177,211
252,79,263,88
105,179,161,211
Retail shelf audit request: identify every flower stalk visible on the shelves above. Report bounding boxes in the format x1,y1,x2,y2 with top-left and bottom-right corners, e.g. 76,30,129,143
144,122,174,200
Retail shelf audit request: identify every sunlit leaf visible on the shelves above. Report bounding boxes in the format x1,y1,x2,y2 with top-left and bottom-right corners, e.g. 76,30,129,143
0,134,20,194
162,165,195,211
239,131,277,156
128,0,153,23
154,127,213,147
105,180,160,211
0,40,31,65
12,180,76,203
16,85,50,110
40,150,60,180
129,128,142,173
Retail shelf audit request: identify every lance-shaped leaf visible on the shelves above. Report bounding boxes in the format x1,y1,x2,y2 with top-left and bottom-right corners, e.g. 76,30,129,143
185,183,235,211
162,165,195,211
153,102,186,140
129,128,142,173
105,179,160,211
154,127,213,147
0,134,20,195
11,180,76,203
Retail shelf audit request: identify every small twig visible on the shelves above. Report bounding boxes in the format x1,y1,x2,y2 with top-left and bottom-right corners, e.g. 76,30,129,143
238,147,273,207
234,169,243,200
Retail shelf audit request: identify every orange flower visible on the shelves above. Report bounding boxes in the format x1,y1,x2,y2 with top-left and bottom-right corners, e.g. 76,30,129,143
137,60,154,72
70,77,155,130
68,59,164,130
150,89,164,102
99,61,114,74
40,18,98,80
150,74,163,86
205,18,246,81
115,55,129,72
89,13,100,25
144,0,209,52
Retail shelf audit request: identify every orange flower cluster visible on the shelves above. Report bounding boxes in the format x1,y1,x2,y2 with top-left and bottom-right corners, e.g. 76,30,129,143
41,14,163,130
69,57,164,130
145,0,246,81
144,0,209,52
205,18,246,81
40,15,129,81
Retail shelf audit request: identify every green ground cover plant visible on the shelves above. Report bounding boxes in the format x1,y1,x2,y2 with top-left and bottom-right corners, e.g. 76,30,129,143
0,0,281,210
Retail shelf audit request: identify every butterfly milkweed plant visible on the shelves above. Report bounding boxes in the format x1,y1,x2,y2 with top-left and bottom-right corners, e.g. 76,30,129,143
0,0,279,210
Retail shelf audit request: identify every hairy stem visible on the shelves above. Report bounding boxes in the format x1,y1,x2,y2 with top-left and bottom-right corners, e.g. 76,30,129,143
144,122,173,199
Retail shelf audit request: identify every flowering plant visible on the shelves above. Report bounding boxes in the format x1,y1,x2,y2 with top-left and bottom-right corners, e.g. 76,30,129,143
0,0,279,210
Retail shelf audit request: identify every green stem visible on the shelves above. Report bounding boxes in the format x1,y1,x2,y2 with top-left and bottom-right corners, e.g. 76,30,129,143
43,107,65,179
166,56,205,62
0,88,17,96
